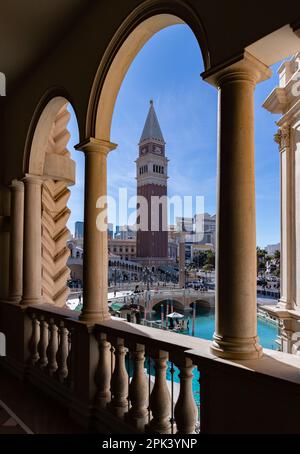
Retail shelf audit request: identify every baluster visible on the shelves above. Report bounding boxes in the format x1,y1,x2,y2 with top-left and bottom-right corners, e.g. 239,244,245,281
148,350,171,434
170,362,175,434
126,343,148,430
174,357,197,434
147,356,151,425
109,337,128,418
196,368,201,434
29,313,40,366
56,321,69,383
66,327,74,389
126,351,131,412
110,344,115,375
37,316,48,369
46,319,58,376
95,332,111,408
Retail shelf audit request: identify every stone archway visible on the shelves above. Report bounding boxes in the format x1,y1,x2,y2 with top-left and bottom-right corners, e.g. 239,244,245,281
25,96,77,307
87,6,209,141
76,7,208,321
152,299,184,312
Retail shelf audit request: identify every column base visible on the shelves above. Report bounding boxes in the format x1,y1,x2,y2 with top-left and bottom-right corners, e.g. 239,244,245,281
8,295,22,303
278,298,293,311
79,310,110,323
211,333,263,360
20,297,42,306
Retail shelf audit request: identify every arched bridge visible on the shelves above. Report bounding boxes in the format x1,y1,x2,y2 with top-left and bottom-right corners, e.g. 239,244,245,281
136,289,215,312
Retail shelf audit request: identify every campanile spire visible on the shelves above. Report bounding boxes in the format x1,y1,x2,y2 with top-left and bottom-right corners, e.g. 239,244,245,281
136,101,168,263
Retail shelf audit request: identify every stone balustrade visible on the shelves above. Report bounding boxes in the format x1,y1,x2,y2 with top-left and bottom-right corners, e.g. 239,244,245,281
27,306,76,389
25,304,201,433
1,299,300,433
93,318,206,434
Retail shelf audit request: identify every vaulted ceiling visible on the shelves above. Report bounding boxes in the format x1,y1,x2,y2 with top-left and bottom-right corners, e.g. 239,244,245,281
0,0,92,84
0,0,299,86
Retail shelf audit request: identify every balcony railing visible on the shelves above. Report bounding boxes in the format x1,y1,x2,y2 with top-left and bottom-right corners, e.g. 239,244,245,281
25,305,202,433
93,318,202,433
1,299,300,434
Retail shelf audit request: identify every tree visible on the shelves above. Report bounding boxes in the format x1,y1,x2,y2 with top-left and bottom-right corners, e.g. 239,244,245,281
274,249,280,260
203,264,214,272
192,251,207,268
205,250,215,267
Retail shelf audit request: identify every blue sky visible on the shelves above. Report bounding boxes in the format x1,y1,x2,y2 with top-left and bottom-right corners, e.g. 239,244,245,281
67,24,282,248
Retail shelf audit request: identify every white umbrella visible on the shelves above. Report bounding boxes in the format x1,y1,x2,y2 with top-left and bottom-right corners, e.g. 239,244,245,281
167,312,184,319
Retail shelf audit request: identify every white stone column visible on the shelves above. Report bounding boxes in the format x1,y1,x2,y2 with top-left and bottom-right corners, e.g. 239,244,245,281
275,124,295,310
8,180,24,302
294,126,300,313
21,175,43,305
75,138,116,322
204,52,272,360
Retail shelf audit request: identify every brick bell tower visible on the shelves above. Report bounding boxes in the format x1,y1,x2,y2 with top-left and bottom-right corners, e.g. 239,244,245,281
136,100,169,263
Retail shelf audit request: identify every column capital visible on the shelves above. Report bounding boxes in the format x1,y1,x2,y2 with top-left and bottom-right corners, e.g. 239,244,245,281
202,51,272,88
9,179,24,192
75,137,117,155
274,124,291,151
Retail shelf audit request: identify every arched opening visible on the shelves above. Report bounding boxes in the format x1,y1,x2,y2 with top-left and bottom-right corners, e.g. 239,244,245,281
85,12,210,324
88,11,209,141
152,298,184,314
25,95,79,307
190,299,214,312
81,7,299,357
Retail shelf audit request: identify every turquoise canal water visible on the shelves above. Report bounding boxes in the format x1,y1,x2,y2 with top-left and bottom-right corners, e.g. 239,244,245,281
148,307,278,407
187,307,278,350
152,307,278,350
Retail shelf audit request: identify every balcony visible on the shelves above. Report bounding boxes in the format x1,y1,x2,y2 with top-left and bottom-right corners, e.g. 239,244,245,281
1,299,300,434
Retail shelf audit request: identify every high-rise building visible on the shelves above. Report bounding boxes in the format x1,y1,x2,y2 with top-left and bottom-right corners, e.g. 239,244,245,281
75,221,84,239
193,213,216,246
114,225,137,240
107,223,114,240
136,100,168,263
